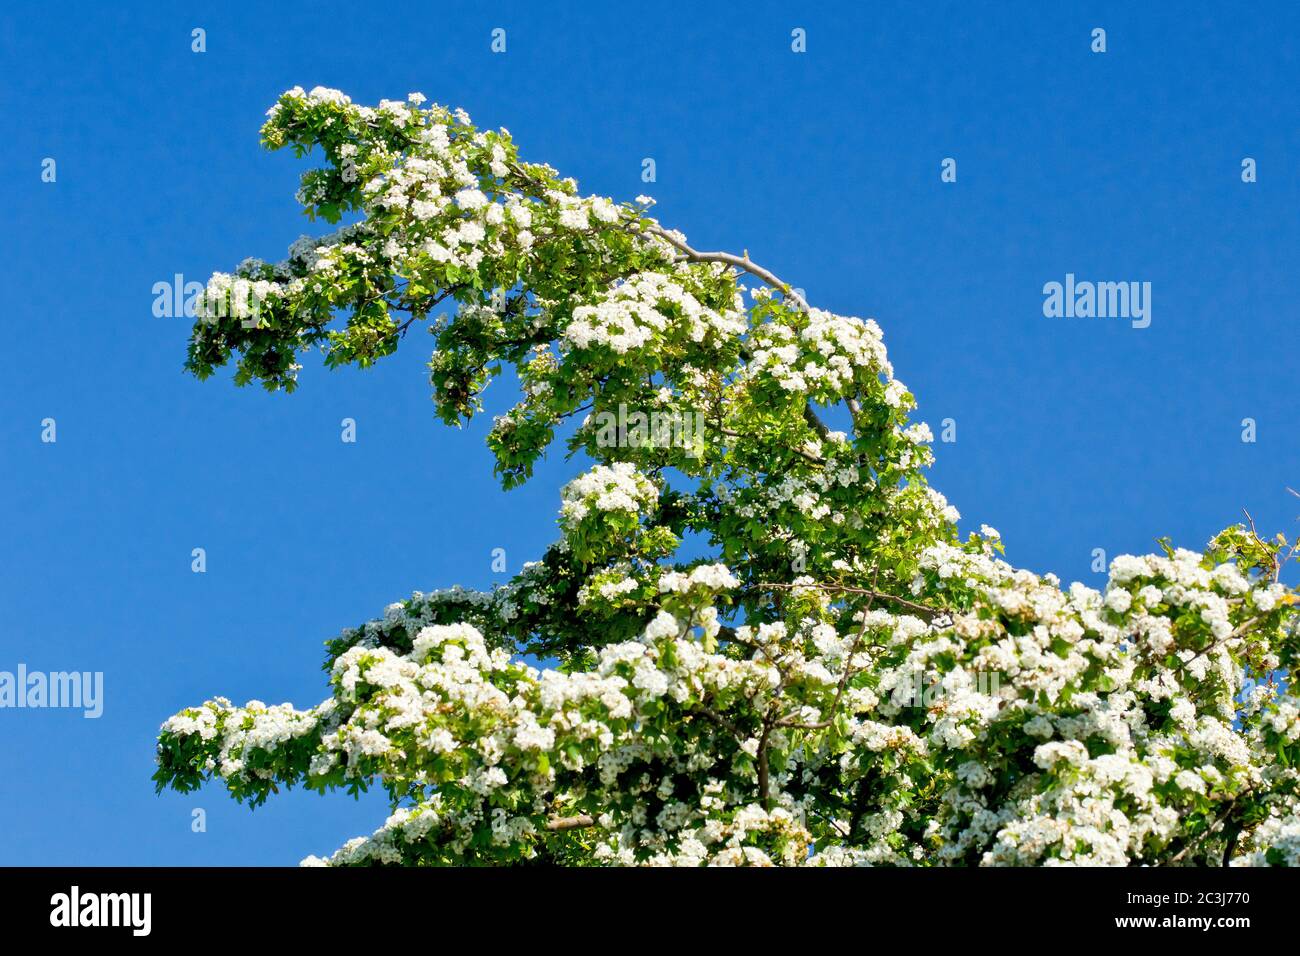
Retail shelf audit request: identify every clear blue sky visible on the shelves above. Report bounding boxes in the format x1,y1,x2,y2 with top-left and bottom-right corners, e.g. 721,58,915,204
2,0,1297,865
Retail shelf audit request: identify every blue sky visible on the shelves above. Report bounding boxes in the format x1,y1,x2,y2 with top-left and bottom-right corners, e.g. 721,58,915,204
1,0,1297,864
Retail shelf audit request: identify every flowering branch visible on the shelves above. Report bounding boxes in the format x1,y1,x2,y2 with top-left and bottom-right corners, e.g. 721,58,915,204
156,86,1300,869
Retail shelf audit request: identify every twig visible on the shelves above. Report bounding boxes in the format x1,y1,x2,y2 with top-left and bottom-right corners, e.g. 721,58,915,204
545,814,595,832
643,226,809,310
750,581,941,621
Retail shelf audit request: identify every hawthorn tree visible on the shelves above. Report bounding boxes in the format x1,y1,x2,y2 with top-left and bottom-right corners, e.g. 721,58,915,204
156,87,1300,867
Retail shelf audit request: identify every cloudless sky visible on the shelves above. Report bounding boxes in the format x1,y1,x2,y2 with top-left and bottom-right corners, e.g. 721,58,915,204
1,1,1297,865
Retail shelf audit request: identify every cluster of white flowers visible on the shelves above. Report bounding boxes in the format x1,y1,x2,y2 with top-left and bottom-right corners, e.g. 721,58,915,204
563,272,745,355
658,564,741,596
746,308,891,398
161,698,322,782
162,573,833,865
559,462,659,524
160,521,1300,866
1233,811,1300,866
595,804,812,866
200,272,289,322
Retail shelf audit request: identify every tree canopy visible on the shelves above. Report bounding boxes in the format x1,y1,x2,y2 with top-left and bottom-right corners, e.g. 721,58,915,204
155,87,1300,866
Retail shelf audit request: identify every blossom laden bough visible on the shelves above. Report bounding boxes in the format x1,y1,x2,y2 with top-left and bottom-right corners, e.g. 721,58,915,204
157,87,1300,867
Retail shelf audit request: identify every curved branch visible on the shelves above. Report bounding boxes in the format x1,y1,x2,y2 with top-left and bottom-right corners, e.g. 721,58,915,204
751,581,942,621
643,225,809,310
546,813,595,832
